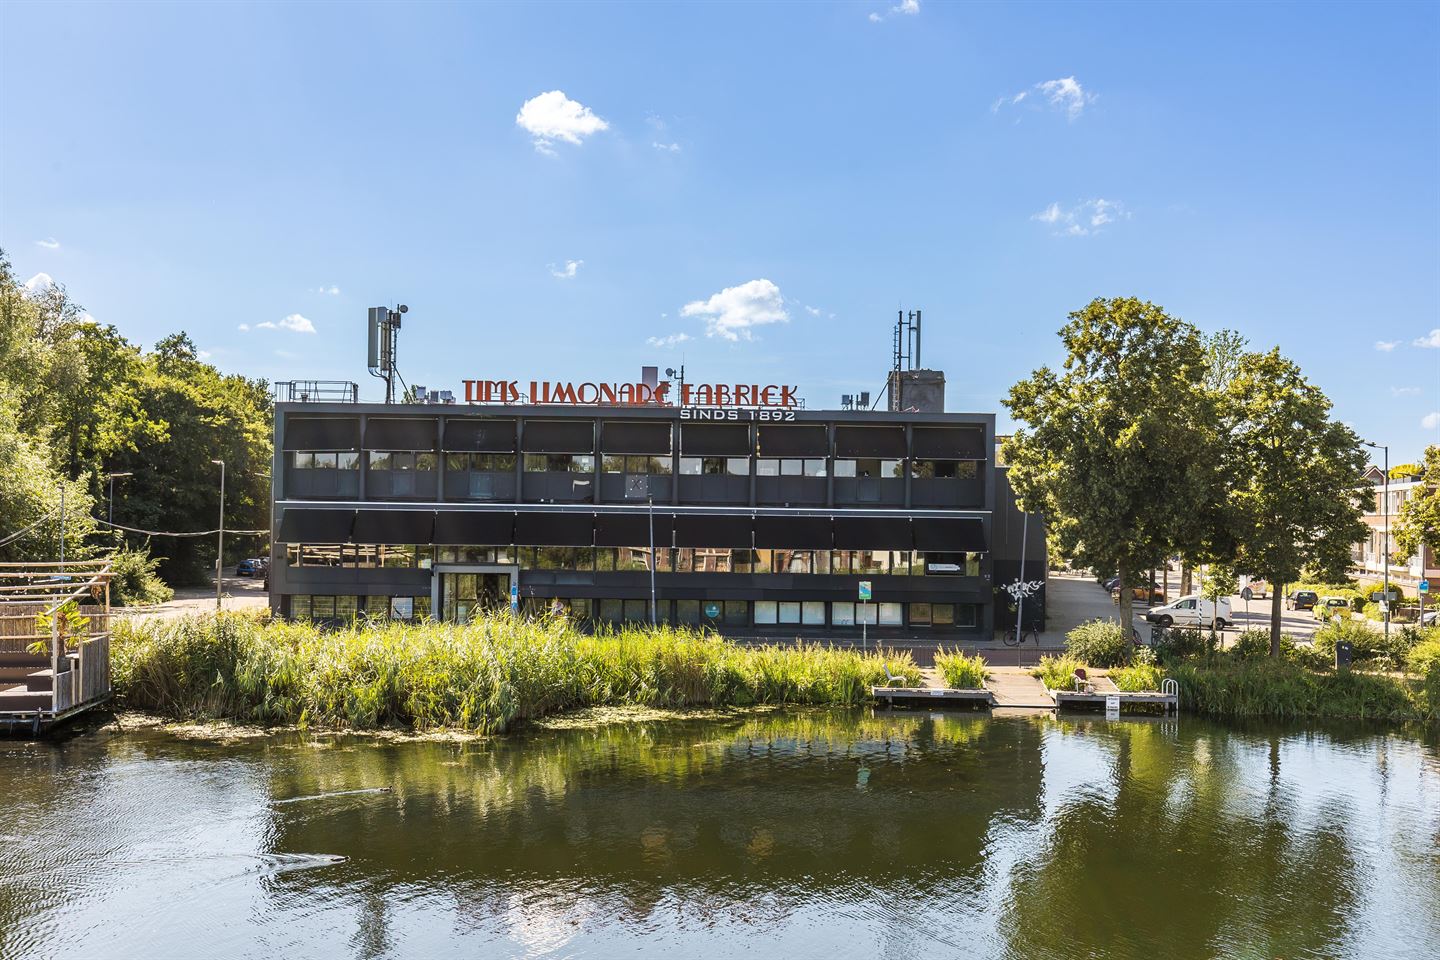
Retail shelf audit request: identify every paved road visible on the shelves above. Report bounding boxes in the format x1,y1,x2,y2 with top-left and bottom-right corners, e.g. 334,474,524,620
115,574,269,620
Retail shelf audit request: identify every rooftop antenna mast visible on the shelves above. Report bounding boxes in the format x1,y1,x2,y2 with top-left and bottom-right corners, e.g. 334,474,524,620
367,304,409,403
890,308,922,411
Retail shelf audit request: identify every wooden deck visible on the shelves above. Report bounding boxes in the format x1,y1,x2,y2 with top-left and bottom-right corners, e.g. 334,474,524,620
1050,690,1179,713
0,561,114,735
871,686,994,708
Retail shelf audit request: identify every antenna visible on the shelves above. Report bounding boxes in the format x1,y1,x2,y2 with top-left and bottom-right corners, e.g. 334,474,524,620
367,304,409,403
890,309,922,411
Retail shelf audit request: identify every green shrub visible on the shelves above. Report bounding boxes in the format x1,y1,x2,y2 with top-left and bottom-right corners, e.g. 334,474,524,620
1228,629,1329,670
1152,627,1209,663
108,546,174,606
1169,658,1430,722
1111,661,1165,692
1405,633,1440,676
1065,619,1132,667
1032,655,1086,690
933,648,988,689
1313,618,1414,668
111,613,925,732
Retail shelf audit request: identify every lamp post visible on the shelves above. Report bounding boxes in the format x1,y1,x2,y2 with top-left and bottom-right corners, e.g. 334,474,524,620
648,495,657,626
105,471,133,530
212,459,225,612
1363,441,1390,643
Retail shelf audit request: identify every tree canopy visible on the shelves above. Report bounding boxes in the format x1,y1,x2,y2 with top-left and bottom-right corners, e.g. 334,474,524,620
0,251,272,584
1394,444,1440,568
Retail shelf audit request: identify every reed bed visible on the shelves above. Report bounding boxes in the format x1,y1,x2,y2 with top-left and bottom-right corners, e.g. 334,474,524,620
111,613,923,733
933,648,988,689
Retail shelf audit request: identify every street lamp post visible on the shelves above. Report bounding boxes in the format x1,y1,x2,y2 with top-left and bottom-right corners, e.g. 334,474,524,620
1364,441,1390,643
212,459,225,612
648,496,657,626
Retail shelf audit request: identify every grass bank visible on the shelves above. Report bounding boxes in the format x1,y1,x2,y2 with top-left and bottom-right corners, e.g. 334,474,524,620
112,613,922,733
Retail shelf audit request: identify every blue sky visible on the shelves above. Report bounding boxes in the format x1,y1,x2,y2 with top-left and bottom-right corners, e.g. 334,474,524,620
3,1,1437,458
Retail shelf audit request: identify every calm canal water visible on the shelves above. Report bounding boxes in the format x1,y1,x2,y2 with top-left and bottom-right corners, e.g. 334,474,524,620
2,710,1437,960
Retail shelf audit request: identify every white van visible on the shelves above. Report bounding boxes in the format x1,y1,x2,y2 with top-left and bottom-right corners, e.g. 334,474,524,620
1144,594,1232,629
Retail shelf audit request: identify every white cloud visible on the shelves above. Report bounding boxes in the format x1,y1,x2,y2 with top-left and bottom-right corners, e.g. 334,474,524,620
254,313,316,334
549,259,583,280
1391,386,1422,396
1423,411,1440,430
1413,328,1440,348
1375,340,1400,352
516,91,609,153
646,333,692,348
237,323,250,332
35,238,59,250
197,349,212,361
804,305,822,317
995,76,1096,121
652,141,681,152
22,272,55,295
681,279,789,341
313,284,340,296
870,0,919,21
1032,199,1128,236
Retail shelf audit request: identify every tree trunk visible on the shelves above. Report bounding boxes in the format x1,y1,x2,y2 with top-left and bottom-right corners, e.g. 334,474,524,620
1269,586,1283,657
1180,564,1192,597
1118,561,1133,637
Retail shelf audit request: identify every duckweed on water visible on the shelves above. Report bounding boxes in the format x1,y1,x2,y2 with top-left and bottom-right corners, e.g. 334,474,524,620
112,613,923,733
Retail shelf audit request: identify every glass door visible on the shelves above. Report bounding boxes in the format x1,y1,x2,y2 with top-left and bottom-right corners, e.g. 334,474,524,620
439,570,513,622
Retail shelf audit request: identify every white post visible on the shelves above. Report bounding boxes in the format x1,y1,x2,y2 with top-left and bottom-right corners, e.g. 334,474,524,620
1014,509,1029,646
213,459,226,612
648,496,657,626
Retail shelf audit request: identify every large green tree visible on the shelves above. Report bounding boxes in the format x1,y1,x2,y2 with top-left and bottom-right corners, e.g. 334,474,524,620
1223,349,1368,655
1394,444,1440,570
1004,297,1223,626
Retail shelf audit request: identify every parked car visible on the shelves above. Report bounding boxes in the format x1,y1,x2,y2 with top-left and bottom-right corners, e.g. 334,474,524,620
1101,576,1122,592
1113,585,1165,605
1316,595,1352,619
1240,579,1270,600
1145,595,1232,629
236,557,268,577
1286,590,1318,611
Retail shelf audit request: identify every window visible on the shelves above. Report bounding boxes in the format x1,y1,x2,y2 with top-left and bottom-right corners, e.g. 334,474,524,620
832,602,856,626
335,596,358,621
295,544,346,567
380,545,418,569
955,604,977,627
804,459,827,477
911,460,978,480
364,595,388,619
599,599,623,622
724,600,748,625
834,459,856,478
879,602,903,626
803,601,826,625
447,453,515,472
857,604,878,626
932,604,955,626
910,602,932,626
525,453,593,472
290,595,311,620
293,451,359,470
841,458,905,479
756,459,780,477
755,600,778,625
531,547,594,571
677,600,700,625
685,457,747,475
778,601,801,624
623,599,648,622
726,458,749,476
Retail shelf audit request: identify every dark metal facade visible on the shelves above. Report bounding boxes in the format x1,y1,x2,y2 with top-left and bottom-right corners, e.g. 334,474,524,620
269,402,1032,639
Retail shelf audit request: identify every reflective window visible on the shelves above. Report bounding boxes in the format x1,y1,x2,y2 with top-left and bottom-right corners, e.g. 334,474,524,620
755,600,778,625
911,460,978,480
524,454,594,472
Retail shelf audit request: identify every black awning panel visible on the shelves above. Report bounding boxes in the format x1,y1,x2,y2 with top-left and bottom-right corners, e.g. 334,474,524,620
594,511,674,546
912,426,985,460
674,513,752,547
283,418,360,451
752,515,833,549
680,423,751,456
912,517,987,552
515,511,594,546
352,509,434,544
433,511,515,545
363,418,438,451
278,508,355,543
443,418,517,452
756,425,829,457
834,426,906,459
522,420,595,453
601,421,673,454
833,515,911,550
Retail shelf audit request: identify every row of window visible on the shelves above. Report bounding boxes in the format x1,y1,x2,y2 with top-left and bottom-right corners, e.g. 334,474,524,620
286,544,984,577
292,451,978,480
287,594,978,629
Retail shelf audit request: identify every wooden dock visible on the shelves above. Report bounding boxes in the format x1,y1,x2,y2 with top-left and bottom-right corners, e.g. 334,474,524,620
871,686,993,708
0,560,114,736
1050,689,1179,714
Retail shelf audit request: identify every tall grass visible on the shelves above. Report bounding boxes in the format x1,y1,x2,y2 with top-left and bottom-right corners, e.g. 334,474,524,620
1168,659,1434,723
1032,655,1085,691
933,648,988,689
111,613,923,733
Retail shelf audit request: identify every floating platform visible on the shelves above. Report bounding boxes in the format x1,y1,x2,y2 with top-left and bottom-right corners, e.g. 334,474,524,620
1050,690,1178,714
872,686,994,709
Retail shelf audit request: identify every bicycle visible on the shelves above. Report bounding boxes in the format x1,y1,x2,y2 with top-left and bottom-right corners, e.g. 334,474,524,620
1003,621,1043,647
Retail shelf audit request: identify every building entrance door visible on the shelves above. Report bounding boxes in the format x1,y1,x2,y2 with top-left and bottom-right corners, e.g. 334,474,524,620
437,567,517,623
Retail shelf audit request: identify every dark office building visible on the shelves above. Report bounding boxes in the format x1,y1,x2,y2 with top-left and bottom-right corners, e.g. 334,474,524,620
268,389,1044,639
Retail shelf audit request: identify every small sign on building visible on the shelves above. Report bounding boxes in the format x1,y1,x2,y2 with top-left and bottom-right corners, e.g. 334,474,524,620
1105,694,1121,719
1420,579,1430,595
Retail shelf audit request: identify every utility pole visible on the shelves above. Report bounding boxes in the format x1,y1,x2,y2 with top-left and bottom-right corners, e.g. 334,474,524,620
212,459,226,611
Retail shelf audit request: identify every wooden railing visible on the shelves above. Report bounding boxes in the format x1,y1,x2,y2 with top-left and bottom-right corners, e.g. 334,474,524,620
0,560,113,715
